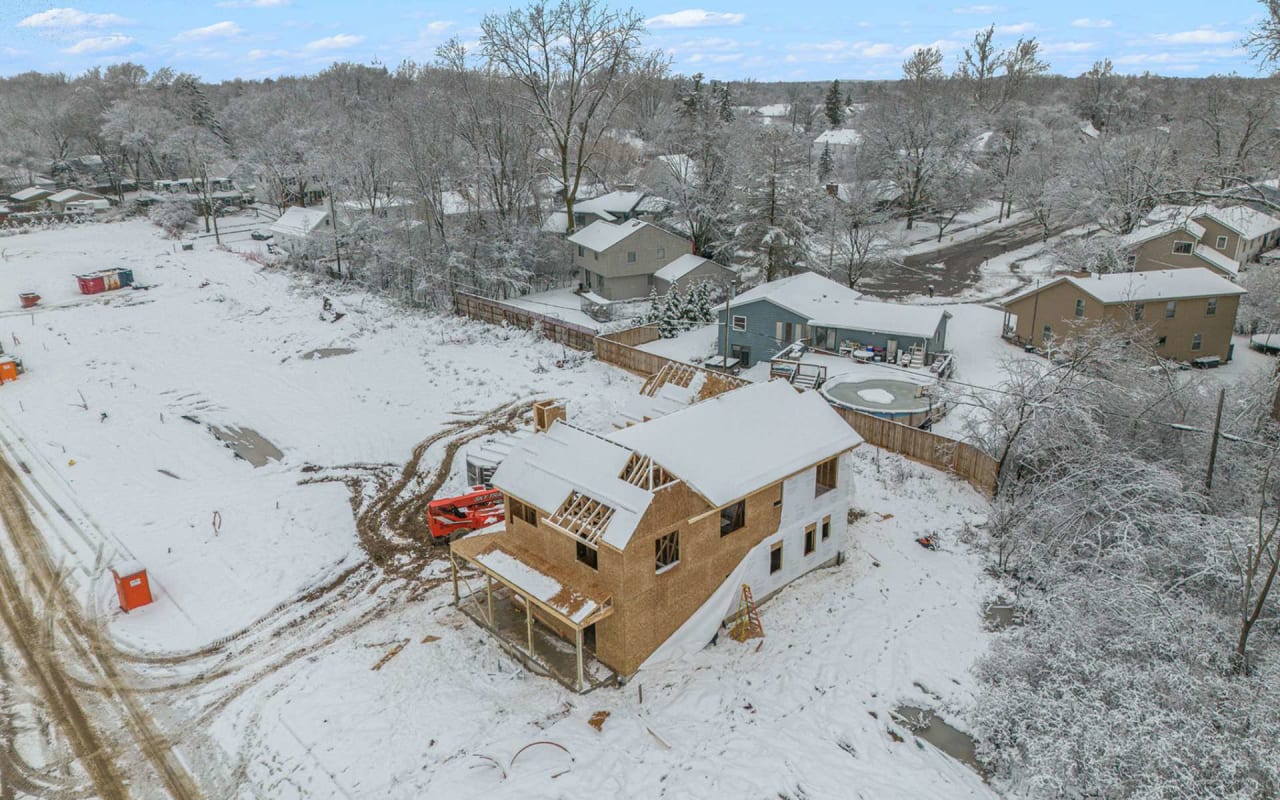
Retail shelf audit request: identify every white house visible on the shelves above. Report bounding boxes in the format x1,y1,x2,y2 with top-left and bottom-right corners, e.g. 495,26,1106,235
269,206,333,240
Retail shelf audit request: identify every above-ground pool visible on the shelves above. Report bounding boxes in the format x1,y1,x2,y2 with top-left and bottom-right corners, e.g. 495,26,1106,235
821,376,935,426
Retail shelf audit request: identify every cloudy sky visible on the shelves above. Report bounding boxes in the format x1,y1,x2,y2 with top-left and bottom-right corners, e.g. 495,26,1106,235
0,1,1268,82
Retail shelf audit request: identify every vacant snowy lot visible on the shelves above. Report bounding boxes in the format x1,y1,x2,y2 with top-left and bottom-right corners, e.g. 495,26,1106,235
0,220,1001,797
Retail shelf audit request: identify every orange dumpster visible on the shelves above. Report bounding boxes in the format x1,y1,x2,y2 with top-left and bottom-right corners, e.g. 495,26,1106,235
19,293,39,309
112,562,153,612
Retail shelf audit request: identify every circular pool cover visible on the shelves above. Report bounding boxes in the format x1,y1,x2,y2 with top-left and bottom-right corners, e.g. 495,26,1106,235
821,377,932,415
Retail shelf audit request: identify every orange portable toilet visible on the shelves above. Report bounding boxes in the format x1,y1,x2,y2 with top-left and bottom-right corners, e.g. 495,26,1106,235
0,357,19,384
112,561,153,612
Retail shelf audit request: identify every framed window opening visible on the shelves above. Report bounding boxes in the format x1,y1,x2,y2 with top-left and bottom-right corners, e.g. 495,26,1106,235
815,457,838,496
804,525,816,555
821,515,831,541
1074,298,1085,318
655,531,680,573
731,315,747,331
1172,240,1193,255
508,496,538,527
576,539,598,569
720,500,746,536
769,541,783,574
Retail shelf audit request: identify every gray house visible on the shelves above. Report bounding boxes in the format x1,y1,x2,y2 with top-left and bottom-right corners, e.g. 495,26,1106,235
652,254,736,296
715,272,950,367
568,219,692,301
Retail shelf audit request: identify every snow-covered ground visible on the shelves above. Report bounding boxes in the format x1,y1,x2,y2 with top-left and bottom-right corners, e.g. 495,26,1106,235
0,220,1004,797
494,286,603,331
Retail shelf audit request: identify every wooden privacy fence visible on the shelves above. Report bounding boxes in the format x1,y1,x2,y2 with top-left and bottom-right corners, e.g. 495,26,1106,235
452,297,998,496
831,406,999,496
452,292,597,351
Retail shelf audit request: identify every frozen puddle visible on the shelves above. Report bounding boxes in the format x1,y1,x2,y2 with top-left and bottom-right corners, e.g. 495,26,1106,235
301,347,355,360
983,602,1020,630
209,425,283,467
893,706,985,776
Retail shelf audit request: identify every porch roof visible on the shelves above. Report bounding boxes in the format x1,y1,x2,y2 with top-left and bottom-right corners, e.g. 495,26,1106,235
452,533,612,627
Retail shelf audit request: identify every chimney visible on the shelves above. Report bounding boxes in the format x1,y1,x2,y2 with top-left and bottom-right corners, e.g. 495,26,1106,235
533,399,567,432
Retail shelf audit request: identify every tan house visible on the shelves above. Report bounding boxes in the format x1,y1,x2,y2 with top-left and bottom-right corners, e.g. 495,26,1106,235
568,218,692,301
1189,205,1280,265
1001,268,1246,363
651,253,736,296
450,380,862,690
1120,220,1240,280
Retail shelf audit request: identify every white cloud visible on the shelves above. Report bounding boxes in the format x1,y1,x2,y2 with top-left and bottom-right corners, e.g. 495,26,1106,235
862,43,901,58
994,22,1035,35
305,34,365,50
174,21,243,41
216,0,291,7
1071,18,1112,28
247,48,292,60
952,4,1003,13
18,8,131,29
1042,41,1097,54
61,34,134,54
647,9,745,29
422,21,454,35
1153,29,1238,45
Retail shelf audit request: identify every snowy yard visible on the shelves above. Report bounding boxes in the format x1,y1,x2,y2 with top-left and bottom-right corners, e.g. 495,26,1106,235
0,220,1004,797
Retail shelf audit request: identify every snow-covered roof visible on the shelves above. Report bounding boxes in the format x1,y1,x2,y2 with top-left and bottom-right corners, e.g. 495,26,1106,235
540,211,570,234
652,154,697,181
615,373,705,428
809,300,949,340
814,129,862,147
716,272,863,320
755,103,790,117
653,254,727,283
576,190,644,217
10,187,51,202
1004,268,1245,307
470,545,606,624
1194,205,1280,241
1120,219,1205,249
492,421,652,550
269,206,330,238
1192,245,1239,278
567,218,651,252
610,380,861,508
48,189,106,204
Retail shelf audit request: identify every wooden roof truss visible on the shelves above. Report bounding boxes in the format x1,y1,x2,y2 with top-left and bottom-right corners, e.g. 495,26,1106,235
548,491,615,547
619,452,676,491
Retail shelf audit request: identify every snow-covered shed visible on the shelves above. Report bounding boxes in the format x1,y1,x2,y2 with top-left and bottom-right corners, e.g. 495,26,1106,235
269,206,332,240
450,379,862,687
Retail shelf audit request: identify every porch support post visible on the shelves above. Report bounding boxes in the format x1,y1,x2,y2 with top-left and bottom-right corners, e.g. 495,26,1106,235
526,596,534,656
575,627,585,691
486,574,494,627
450,555,459,605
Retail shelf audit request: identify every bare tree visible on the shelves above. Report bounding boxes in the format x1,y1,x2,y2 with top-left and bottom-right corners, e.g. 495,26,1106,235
1246,0,1280,66
480,0,650,234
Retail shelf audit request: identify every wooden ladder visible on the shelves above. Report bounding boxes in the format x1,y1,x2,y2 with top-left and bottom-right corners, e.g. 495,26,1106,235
729,583,764,642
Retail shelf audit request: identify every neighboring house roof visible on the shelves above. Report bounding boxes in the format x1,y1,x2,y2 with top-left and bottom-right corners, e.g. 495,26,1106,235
1192,245,1240,278
567,218,661,252
715,271,863,321
10,187,51,202
576,190,644,217
540,211,571,234
653,254,728,283
814,129,862,147
652,154,698,182
1195,205,1280,241
809,300,950,340
1120,219,1205,249
493,421,653,550
269,206,330,238
48,189,106,204
1003,268,1246,307
609,380,863,509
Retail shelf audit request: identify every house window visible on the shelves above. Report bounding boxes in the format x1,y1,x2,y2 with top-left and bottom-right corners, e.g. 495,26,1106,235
821,516,831,541
577,244,585,257
1191,333,1203,351
1156,336,1167,347
815,457,838,496
804,525,816,555
776,321,796,343
627,251,637,263
656,247,665,259
576,540,598,570
593,251,598,261
1074,298,1085,318
1172,240,1193,255
1165,300,1176,319
770,542,783,574
508,497,538,527
1133,302,1145,321
1125,252,1137,267
1216,235,1228,250
1042,324,1053,343
1206,298,1218,316
655,531,680,573
732,315,746,332
720,500,745,536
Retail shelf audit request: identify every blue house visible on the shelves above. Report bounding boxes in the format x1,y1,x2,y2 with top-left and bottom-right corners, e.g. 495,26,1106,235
715,272,950,367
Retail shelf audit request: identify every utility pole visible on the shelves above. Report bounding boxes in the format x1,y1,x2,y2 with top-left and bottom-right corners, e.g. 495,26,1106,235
1206,387,1226,491
720,280,737,369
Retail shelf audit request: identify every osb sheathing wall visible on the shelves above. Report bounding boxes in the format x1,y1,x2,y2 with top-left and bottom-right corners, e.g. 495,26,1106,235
610,480,784,676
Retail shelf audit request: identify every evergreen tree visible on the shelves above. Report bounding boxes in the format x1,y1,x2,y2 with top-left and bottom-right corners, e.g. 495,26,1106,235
818,143,835,184
685,280,714,325
640,287,663,324
824,79,845,127
658,286,684,338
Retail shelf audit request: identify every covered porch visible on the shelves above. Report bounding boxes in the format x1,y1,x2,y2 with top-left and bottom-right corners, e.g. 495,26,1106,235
450,533,617,693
